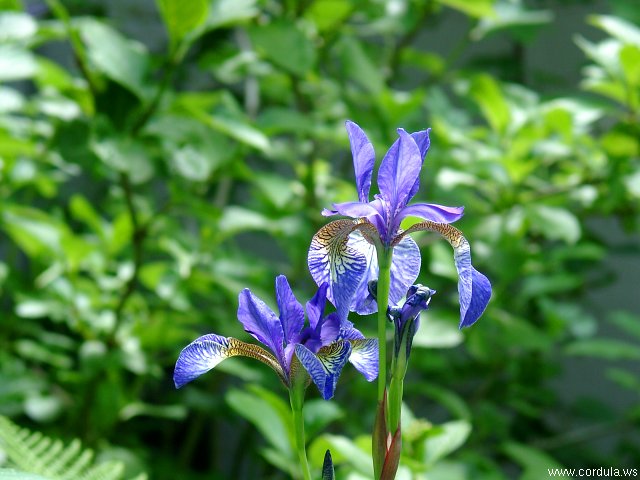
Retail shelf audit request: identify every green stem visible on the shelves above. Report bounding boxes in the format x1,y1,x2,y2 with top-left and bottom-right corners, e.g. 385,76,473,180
376,247,393,402
290,385,312,480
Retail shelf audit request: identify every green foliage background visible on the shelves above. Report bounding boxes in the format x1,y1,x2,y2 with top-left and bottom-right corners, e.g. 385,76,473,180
1,0,639,478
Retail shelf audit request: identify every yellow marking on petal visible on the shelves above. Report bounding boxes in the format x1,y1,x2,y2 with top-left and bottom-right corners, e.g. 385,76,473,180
393,220,467,249
226,338,288,386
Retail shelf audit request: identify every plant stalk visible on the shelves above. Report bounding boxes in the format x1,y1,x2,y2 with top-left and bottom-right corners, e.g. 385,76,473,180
290,384,312,480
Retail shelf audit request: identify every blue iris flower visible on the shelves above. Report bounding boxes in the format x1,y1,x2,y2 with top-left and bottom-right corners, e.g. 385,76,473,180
174,275,378,400
308,121,491,328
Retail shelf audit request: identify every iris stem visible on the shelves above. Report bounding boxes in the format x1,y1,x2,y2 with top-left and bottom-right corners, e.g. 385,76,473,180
376,247,393,402
290,384,312,480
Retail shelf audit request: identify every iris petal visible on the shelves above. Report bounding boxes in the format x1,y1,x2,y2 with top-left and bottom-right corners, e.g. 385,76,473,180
454,241,492,328
275,275,305,344
295,341,352,400
395,221,491,329
377,129,423,214
308,219,377,319
407,128,431,201
396,203,464,226
345,120,376,203
174,334,286,388
237,289,286,367
347,338,378,382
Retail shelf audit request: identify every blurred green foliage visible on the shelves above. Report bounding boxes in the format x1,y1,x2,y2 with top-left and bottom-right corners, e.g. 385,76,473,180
0,0,639,479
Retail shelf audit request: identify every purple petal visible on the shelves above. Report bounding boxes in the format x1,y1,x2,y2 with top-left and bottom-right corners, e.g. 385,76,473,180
326,201,384,225
346,232,422,315
407,129,431,200
348,338,378,382
454,241,492,328
275,275,305,344
306,283,328,330
346,120,376,203
396,203,464,229
338,320,365,341
237,289,286,367
295,341,352,400
377,129,422,214
174,334,286,388
308,220,371,319
318,312,341,346
389,235,422,309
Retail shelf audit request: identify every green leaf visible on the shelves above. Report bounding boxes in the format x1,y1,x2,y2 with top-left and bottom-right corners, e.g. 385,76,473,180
565,339,640,361
620,44,640,87
76,18,151,100
156,0,209,52
526,205,581,244
0,46,37,81
589,15,640,47
171,146,215,181
247,21,316,77
609,311,640,340
309,435,373,477
502,442,563,480
205,0,258,31
0,11,37,42
471,1,553,41
467,74,510,133
91,137,154,184
412,313,463,349
336,36,385,95
305,0,352,31
422,420,471,466
0,470,52,480
436,0,494,18
225,387,293,458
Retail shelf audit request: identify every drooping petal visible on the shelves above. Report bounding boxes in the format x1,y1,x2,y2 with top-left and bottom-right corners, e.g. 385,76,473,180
308,219,378,319
348,338,378,382
306,283,328,330
395,221,491,328
346,120,376,203
454,242,492,328
237,289,286,367
174,334,286,388
407,129,431,201
295,341,352,400
395,203,464,228
275,275,305,344
377,129,423,214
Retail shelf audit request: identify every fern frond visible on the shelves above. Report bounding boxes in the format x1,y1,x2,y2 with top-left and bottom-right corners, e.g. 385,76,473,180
0,416,134,480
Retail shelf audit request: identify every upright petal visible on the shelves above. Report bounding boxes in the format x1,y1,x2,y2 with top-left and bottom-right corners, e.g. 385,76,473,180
238,289,286,367
395,221,491,328
407,128,431,200
275,275,305,344
308,219,378,319
346,120,376,203
295,341,352,400
174,334,286,388
306,283,328,330
377,129,422,214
